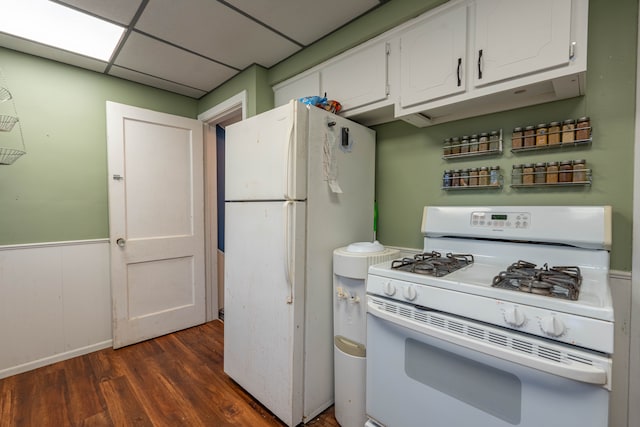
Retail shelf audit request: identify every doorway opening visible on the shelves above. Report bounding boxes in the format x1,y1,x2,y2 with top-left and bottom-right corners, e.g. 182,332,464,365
198,91,246,322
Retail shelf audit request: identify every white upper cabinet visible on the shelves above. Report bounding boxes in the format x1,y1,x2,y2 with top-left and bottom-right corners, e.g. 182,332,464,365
473,0,572,87
399,3,468,108
322,42,389,112
274,72,320,107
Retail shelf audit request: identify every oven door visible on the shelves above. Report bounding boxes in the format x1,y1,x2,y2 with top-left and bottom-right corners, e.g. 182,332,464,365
366,296,611,427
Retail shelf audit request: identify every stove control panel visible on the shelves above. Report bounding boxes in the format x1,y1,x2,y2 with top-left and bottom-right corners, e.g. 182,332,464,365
470,211,531,229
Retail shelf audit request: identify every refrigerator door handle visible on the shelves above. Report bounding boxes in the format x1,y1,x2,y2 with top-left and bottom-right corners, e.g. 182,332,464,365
283,201,294,304
284,119,295,200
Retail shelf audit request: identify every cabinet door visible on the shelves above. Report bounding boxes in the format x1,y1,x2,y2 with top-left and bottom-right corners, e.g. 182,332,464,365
474,0,572,87
274,72,320,107
399,4,467,108
321,42,388,112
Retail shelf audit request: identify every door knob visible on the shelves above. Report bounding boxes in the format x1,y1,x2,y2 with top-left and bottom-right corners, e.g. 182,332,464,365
116,238,126,247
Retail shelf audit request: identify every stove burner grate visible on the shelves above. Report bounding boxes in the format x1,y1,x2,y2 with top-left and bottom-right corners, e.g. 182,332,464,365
492,260,582,300
391,251,474,277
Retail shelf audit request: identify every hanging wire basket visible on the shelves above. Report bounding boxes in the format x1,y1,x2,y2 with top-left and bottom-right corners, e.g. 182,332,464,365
0,87,11,103
0,114,18,131
0,147,25,165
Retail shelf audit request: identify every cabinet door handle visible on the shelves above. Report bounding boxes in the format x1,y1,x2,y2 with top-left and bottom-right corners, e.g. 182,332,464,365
456,57,462,87
478,49,483,79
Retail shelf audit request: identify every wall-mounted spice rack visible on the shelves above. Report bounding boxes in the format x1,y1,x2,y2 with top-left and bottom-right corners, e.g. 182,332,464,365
510,159,592,188
443,129,503,159
442,166,503,190
510,117,591,153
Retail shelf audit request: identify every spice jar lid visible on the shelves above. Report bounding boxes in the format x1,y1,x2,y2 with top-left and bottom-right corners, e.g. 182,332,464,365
490,165,500,170
574,159,586,164
577,116,590,123
444,169,452,173
454,169,462,172
479,132,488,136
490,130,500,136
536,123,547,128
549,121,561,126
471,134,478,138
452,136,460,141
535,162,546,167
461,135,469,139
523,163,534,167
560,160,573,166
525,125,535,130
480,166,489,171
512,164,522,169
547,161,558,166
513,127,523,132
470,167,479,171
563,118,576,124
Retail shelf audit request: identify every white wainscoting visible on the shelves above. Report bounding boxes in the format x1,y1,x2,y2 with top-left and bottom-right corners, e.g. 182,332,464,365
610,271,632,427
0,240,112,379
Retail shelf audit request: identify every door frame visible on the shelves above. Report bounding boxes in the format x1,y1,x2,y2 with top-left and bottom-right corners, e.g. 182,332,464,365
198,91,247,321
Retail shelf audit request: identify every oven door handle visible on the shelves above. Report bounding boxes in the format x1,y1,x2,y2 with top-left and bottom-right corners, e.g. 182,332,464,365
368,302,609,386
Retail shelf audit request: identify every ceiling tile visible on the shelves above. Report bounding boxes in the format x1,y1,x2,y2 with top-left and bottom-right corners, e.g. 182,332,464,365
135,0,301,69
226,0,383,46
56,0,143,25
109,66,207,98
114,32,237,91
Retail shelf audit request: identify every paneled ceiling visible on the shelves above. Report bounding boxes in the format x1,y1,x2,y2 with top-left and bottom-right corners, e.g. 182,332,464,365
0,0,386,99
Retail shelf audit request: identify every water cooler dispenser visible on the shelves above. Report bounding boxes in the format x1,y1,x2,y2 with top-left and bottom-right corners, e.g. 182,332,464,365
332,242,399,427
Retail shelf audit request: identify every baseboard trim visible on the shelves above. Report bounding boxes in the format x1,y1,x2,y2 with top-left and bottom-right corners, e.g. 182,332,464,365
0,340,112,380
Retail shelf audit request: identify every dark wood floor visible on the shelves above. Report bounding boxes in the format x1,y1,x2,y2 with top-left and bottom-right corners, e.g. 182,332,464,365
0,320,338,427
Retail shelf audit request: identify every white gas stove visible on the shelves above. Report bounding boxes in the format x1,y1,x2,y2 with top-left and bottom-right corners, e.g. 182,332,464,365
365,206,614,427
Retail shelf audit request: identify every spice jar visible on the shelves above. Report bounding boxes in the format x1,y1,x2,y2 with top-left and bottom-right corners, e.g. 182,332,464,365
536,123,548,147
546,161,559,184
548,121,561,145
490,166,501,186
469,135,479,153
523,125,536,147
469,168,479,186
452,169,461,186
534,162,546,184
573,159,587,182
522,163,535,185
511,164,523,185
443,138,452,156
443,170,452,187
576,117,591,141
478,132,489,151
559,160,573,183
512,127,523,149
479,166,489,186
489,130,500,151
460,136,470,154
459,169,469,186
561,119,576,144
451,137,461,155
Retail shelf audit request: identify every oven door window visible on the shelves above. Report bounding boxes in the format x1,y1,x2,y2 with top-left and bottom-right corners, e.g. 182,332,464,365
406,338,521,424
366,312,609,427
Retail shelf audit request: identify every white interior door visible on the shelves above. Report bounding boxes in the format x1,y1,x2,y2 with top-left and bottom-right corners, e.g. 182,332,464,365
106,101,205,349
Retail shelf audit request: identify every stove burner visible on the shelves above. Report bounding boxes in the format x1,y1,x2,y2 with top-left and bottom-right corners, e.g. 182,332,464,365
391,251,474,277
492,260,582,300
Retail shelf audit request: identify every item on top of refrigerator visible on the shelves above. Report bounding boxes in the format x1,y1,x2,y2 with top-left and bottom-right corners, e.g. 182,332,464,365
298,96,342,114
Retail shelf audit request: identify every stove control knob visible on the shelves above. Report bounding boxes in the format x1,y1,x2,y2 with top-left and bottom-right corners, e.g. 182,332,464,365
383,281,396,296
403,286,417,301
540,315,566,337
503,307,526,327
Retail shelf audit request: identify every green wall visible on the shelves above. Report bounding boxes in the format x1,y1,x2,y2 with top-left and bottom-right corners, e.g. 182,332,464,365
0,48,198,244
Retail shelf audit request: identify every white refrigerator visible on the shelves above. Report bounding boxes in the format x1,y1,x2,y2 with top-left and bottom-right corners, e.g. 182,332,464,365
223,100,375,426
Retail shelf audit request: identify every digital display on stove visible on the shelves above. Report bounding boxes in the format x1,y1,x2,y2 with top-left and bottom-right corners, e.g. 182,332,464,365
491,214,508,220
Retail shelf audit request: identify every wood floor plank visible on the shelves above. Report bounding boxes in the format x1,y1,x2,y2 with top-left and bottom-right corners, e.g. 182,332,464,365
0,320,339,427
